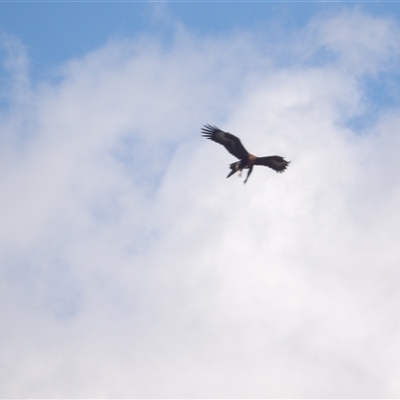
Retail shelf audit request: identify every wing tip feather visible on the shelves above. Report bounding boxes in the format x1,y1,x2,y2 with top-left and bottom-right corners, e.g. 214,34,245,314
201,124,220,139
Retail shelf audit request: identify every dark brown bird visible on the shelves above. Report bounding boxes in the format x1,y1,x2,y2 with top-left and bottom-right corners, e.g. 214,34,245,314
201,124,290,184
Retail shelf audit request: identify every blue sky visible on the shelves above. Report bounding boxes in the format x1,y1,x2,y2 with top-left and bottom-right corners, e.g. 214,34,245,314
2,1,400,398
2,1,400,116
1,1,399,75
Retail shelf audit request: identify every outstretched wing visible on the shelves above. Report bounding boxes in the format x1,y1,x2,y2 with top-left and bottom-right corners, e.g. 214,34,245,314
201,124,249,160
255,156,290,173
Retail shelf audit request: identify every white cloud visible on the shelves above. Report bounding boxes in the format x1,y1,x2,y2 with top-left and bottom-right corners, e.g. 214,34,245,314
298,8,400,73
1,8,400,398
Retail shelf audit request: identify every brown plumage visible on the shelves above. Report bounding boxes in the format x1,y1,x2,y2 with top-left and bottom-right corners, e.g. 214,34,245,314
201,124,290,184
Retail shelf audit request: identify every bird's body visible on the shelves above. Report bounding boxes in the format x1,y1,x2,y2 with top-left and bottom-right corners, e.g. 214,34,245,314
201,124,290,184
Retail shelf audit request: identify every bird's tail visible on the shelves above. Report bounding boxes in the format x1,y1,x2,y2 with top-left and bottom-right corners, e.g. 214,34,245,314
227,161,240,178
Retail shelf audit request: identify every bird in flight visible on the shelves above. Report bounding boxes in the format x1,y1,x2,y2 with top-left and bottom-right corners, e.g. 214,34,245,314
201,124,290,184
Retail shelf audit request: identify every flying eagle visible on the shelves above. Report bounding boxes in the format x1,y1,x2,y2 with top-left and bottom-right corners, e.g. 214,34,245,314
202,124,290,184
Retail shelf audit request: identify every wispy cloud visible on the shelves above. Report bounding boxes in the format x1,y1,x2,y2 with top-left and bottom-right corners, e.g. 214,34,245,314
1,8,400,398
